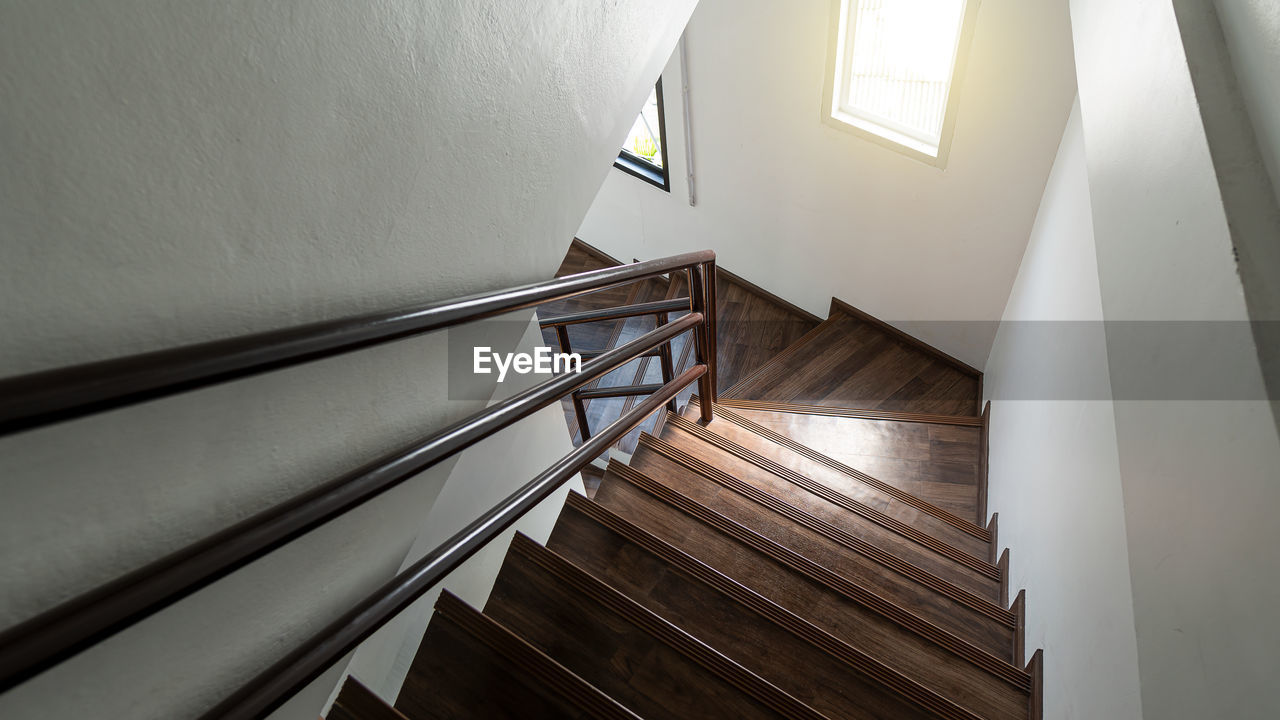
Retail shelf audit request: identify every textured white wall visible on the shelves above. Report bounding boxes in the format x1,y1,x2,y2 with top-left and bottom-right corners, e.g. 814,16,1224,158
578,0,1077,368
984,100,1143,720
0,1,694,718
1069,0,1280,716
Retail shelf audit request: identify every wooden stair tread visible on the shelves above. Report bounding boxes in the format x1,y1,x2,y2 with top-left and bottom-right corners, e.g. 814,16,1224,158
633,433,1010,621
659,412,1000,602
550,492,1031,720
389,240,1042,720
683,398,991,558
544,504,966,720
328,677,408,720
710,397,984,426
592,460,1016,660
725,305,980,417
712,272,821,393
484,534,826,720
703,397,984,524
396,591,639,720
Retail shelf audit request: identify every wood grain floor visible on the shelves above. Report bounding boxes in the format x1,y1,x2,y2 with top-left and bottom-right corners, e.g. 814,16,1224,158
727,310,980,417
724,404,983,524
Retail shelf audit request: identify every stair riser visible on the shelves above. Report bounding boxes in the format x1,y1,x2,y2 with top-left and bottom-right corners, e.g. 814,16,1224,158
399,600,626,720
632,440,1011,621
484,543,811,720
550,500,1030,720
685,401,991,558
660,420,1001,601
593,465,1017,661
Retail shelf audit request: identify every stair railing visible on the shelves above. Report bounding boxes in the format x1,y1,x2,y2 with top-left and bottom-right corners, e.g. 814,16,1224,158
0,250,718,719
540,298,692,439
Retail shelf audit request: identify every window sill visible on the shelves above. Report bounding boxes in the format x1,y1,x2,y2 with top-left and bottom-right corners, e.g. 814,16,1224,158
614,152,669,192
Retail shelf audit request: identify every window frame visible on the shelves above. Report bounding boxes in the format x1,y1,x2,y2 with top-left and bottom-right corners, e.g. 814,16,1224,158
614,78,671,192
821,0,981,168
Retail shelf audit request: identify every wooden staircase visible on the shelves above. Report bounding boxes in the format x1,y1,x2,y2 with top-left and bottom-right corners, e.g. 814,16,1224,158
331,245,1042,720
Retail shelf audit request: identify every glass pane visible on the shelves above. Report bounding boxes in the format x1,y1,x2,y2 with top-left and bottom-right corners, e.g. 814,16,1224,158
621,86,663,168
845,0,966,145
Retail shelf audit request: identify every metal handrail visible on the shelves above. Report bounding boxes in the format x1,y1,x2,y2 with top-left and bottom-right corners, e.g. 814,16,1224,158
537,297,690,327
573,383,666,400
202,364,706,720
0,251,714,437
0,249,718,710
0,313,703,693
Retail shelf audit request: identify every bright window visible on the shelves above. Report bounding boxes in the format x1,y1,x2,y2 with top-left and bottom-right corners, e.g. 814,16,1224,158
829,0,972,161
615,80,669,191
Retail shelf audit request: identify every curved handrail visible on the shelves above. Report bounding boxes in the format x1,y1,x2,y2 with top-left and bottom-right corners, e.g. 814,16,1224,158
0,250,714,436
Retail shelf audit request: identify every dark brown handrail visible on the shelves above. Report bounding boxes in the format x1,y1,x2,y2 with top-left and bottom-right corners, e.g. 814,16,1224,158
577,348,663,361
537,297,690,327
201,364,707,720
0,251,714,437
573,383,665,400
0,314,703,692
0,248,717,715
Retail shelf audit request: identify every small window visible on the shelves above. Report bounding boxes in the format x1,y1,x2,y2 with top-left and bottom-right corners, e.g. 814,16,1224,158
615,79,669,191
826,0,975,164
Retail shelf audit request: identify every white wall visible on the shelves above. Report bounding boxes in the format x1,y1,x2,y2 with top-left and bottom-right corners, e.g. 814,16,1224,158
1214,0,1280,208
1176,0,1280,422
0,1,695,718
1069,0,1280,717
578,0,1077,368
984,100,1143,720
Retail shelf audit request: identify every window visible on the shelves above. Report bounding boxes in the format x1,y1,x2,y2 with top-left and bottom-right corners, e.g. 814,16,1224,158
825,0,976,164
615,79,669,191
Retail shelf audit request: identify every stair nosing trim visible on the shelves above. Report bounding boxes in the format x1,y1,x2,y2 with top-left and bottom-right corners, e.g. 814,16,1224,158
636,434,1016,627
564,492,1028,709
507,534,828,720
667,413,998,579
697,398,989,540
434,591,642,720
598,467,1030,690
721,317,836,398
711,396,985,427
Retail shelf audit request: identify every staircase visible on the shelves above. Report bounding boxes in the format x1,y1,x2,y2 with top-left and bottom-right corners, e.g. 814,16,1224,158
0,242,1040,719
335,243,1042,719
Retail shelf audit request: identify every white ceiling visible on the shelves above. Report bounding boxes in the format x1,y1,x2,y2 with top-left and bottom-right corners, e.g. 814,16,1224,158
579,0,1078,367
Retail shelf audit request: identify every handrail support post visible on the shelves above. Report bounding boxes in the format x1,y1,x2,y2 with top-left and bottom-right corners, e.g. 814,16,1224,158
656,312,677,414
688,265,715,424
554,325,591,442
